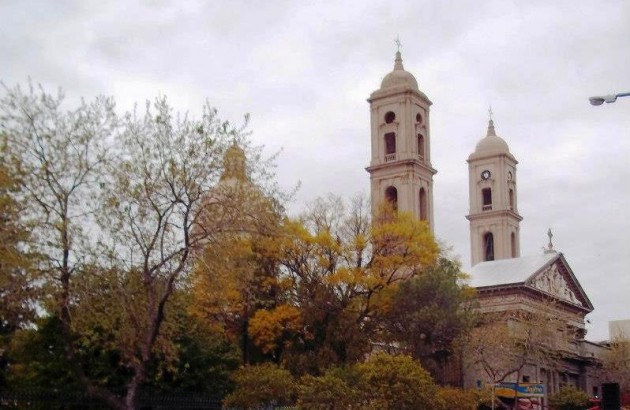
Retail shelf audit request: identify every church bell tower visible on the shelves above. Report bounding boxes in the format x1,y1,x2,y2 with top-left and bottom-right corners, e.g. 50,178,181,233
366,50,437,232
466,118,522,266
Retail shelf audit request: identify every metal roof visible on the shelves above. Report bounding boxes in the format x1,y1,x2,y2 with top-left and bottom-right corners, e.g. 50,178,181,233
468,252,558,288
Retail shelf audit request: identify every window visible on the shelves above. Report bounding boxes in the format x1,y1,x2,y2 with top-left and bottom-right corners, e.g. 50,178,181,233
417,134,425,159
385,111,396,124
509,189,514,210
385,186,398,211
482,188,492,211
384,132,396,160
416,112,423,124
483,232,494,261
522,375,530,383
419,188,427,220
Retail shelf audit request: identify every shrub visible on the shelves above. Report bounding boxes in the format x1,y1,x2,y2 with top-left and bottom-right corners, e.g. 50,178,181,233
223,363,295,408
356,352,438,409
435,386,481,410
297,371,359,410
548,386,590,410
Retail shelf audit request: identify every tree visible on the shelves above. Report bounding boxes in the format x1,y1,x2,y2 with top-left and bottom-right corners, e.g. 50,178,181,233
463,301,566,390
0,154,39,388
1,82,116,401
600,333,630,395
0,160,36,333
189,142,285,364
1,83,276,409
87,98,267,409
381,256,477,382
247,196,439,373
297,370,359,410
356,352,440,409
548,386,590,410
223,362,295,409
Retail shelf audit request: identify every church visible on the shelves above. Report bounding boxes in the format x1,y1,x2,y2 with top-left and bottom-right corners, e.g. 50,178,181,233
366,49,606,404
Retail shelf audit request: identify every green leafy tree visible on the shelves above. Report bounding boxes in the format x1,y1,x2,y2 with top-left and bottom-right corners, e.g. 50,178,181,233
223,362,295,408
356,352,440,409
1,82,279,409
548,386,590,410
297,370,360,410
381,256,477,382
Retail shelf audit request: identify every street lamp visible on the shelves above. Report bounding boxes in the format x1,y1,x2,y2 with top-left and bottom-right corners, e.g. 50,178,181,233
589,92,630,106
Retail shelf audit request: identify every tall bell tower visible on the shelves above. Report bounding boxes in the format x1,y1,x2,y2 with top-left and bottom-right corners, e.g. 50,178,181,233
466,118,522,266
366,50,437,232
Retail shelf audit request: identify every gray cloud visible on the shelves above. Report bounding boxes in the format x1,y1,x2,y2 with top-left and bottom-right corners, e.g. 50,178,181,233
1,0,628,341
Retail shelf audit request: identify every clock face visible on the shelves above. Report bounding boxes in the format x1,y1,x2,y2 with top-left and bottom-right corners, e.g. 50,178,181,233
508,171,513,181
481,170,491,180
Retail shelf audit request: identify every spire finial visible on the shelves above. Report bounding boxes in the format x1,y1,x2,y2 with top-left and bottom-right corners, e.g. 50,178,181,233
544,228,557,254
393,36,404,70
486,107,496,137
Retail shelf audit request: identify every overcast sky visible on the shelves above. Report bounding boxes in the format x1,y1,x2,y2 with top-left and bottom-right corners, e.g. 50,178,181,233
2,0,629,341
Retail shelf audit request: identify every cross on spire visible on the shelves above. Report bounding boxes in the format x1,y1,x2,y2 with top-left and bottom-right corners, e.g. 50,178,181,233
488,105,493,121
395,36,402,52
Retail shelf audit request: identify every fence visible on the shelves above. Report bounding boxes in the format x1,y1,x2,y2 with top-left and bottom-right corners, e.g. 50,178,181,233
0,389,223,409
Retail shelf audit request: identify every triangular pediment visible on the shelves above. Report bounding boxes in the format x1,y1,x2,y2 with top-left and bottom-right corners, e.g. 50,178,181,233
524,253,593,312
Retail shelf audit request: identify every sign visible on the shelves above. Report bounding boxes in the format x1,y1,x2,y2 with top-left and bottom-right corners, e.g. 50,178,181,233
495,382,545,398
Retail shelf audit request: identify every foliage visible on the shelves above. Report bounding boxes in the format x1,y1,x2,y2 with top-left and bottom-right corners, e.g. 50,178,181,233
463,301,566,385
548,386,590,410
0,82,278,409
600,334,630,394
297,371,359,410
0,160,36,333
435,386,483,410
223,362,295,409
188,142,285,365
355,352,440,410
248,196,439,373
381,256,476,381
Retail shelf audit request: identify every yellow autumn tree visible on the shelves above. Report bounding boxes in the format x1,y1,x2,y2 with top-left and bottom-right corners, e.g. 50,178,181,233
189,142,286,364
248,195,439,372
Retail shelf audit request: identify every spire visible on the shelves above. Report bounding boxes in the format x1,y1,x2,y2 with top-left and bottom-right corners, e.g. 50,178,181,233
486,105,496,136
394,51,404,71
487,119,496,137
393,36,404,71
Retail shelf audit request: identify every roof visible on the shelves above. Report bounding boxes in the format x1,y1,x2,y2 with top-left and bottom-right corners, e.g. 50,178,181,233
469,252,558,288
469,252,594,312
380,50,419,91
468,119,516,162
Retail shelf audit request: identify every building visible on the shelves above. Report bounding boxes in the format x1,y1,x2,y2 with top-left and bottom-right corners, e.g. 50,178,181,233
367,50,606,404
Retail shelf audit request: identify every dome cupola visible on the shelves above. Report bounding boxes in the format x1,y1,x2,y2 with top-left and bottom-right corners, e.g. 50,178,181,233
469,119,513,160
380,51,419,91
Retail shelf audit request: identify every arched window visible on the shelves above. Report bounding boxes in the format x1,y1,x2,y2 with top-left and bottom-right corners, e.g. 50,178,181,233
511,232,517,258
509,189,514,210
419,188,427,220
483,232,494,261
416,113,423,124
482,188,492,211
385,186,398,211
385,111,396,124
384,132,396,161
417,134,425,160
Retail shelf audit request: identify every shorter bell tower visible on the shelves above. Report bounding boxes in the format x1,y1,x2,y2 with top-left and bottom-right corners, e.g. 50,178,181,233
466,118,522,266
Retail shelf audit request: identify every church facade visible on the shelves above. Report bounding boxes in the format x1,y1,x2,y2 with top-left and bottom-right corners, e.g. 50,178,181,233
367,50,606,404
